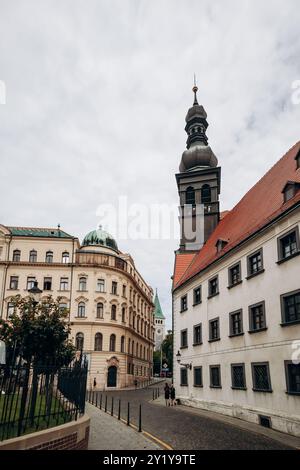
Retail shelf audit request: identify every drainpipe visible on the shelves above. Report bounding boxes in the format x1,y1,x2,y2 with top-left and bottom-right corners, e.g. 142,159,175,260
0,234,12,318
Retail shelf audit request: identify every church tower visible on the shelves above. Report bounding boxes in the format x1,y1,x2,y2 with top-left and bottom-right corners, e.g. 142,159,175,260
153,290,166,351
176,83,221,252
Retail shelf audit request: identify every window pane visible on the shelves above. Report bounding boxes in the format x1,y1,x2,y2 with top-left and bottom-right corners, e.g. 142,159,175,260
253,364,271,391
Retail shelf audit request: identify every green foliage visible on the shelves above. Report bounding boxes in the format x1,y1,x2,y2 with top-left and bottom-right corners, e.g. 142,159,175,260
161,330,173,372
0,295,75,366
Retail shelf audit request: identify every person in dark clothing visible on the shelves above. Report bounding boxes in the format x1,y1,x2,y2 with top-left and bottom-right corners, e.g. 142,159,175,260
93,377,97,389
170,385,176,406
164,383,170,406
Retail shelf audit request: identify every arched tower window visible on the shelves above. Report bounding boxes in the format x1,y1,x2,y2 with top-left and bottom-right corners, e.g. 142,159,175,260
111,304,117,320
109,334,116,352
201,184,211,203
75,332,84,350
94,333,102,351
185,186,195,205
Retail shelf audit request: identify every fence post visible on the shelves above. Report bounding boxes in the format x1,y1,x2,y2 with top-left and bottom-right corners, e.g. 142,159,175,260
105,395,107,413
152,389,154,400
100,394,102,410
127,402,130,426
138,404,142,432
111,397,114,416
118,399,121,420
95,393,98,407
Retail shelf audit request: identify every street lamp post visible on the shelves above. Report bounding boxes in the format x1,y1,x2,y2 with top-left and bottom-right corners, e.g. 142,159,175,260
28,281,42,305
176,350,192,370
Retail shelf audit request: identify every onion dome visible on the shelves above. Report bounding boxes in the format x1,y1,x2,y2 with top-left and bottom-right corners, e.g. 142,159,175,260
82,226,118,251
179,81,218,172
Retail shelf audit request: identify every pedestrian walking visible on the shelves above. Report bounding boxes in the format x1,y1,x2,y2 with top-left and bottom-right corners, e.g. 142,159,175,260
93,377,97,389
170,384,176,406
164,383,170,406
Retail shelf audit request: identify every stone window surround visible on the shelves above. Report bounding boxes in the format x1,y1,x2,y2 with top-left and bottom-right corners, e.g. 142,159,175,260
276,226,300,264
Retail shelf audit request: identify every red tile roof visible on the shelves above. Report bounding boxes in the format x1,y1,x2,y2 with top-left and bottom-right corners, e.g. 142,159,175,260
173,141,300,290
173,252,196,287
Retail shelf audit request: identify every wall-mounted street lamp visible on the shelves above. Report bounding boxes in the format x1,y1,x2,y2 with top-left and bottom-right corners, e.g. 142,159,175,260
28,281,42,305
176,350,192,370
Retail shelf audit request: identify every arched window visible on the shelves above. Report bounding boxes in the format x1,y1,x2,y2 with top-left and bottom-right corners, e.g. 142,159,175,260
79,277,87,291
201,184,211,203
29,249,37,263
12,249,21,262
128,338,131,354
45,251,53,263
137,317,140,332
109,334,116,352
132,340,134,356
121,336,125,353
78,302,86,318
121,307,126,323
94,333,102,351
75,332,84,350
186,186,195,205
62,251,69,263
143,346,146,359
111,304,117,320
136,342,139,357
140,344,142,358
96,302,104,319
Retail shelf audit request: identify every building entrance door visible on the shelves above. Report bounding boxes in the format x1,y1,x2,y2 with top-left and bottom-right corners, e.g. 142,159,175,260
107,365,117,387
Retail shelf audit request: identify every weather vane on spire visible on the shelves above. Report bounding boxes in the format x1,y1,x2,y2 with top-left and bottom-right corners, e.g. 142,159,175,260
192,73,198,106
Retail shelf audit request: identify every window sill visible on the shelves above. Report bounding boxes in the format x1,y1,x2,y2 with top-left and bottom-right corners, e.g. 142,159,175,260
231,386,247,391
286,391,300,396
248,327,268,334
180,384,188,387
74,316,87,319
193,301,202,307
208,338,220,343
193,342,203,346
180,309,188,313
227,280,243,290
246,269,265,280
210,385,222,389
193,384,203,388
277,251,300,265
77,290,88,293
95,317,104,320
180,346,188,349
252,388,273,393
95,291,106,294
58,290,70,292
280,320,300,327
8,288,19,291
207,292,219,300
228,332,244,338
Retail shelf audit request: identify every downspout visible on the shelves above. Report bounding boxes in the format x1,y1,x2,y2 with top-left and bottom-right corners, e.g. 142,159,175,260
0,234,12,319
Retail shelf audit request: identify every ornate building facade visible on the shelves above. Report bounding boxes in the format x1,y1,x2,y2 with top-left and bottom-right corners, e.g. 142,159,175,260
172,86,300,436
0,225,155,389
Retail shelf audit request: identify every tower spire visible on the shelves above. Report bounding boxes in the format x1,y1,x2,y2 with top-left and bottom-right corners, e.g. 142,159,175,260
192,73,198,106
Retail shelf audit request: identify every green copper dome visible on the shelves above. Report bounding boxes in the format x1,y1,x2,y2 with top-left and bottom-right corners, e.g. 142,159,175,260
82,226,118,251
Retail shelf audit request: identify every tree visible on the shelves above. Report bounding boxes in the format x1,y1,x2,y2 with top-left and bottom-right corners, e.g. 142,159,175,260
161,330,173,373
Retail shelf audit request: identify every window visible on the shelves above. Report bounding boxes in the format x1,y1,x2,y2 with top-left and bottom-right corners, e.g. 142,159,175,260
194,367,203,387
249,301,266,332
277,228,300,261
208,276,219,297
180,368,188,386
111,304,117,320
29,249,37,263
97,279,105,292
121,336,125,353
231,364,246,389
229,309,243,336
9,276,18,290
60,277,69,291
79,277,87,291
94,333,102,351
27,276,36,290
96,302,104,319
75,332,84,350
122,307,126,323
186,186,195,205
209,318,220,341
193,324,202,345
201,184,211,203
45,251,53,263
7,302,15,318
43,277,52,291
132,340,134,355
112,281,118,295
281,290,300,325
109,334,116,352
77,302,86,318
193,286,201,305
210,365,221,388
285,361,300,395
228,262,241,287
122,285,126,297
12,249,21,262
62,251,69,263
252,362,272,392
283,182,300,202
128,338,131,354
247,249,263,277
59,303,68,312
181,295,188,312
180,329,188,348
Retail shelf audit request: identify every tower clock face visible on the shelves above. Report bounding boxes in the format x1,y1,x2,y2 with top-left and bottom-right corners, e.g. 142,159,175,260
157,329,161,335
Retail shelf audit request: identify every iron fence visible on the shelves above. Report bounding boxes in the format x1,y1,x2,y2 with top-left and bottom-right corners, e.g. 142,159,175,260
0,359,87,442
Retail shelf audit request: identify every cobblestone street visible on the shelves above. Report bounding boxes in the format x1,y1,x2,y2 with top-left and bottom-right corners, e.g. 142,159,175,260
87,383,300,450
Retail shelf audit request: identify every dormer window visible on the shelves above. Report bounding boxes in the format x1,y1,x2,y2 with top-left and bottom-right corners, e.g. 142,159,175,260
295,149,300,169
282,181,300,203
186,186,195,205
215,238,228,253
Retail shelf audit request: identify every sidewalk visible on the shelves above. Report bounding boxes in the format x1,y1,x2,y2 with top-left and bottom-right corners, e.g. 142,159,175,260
152,395,300,450
86,403,161,450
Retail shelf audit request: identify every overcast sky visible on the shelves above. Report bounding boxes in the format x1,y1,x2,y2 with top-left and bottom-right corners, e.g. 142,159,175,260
1,0,300,328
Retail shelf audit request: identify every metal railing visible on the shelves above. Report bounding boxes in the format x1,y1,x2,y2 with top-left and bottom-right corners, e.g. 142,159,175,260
0,360,88,442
